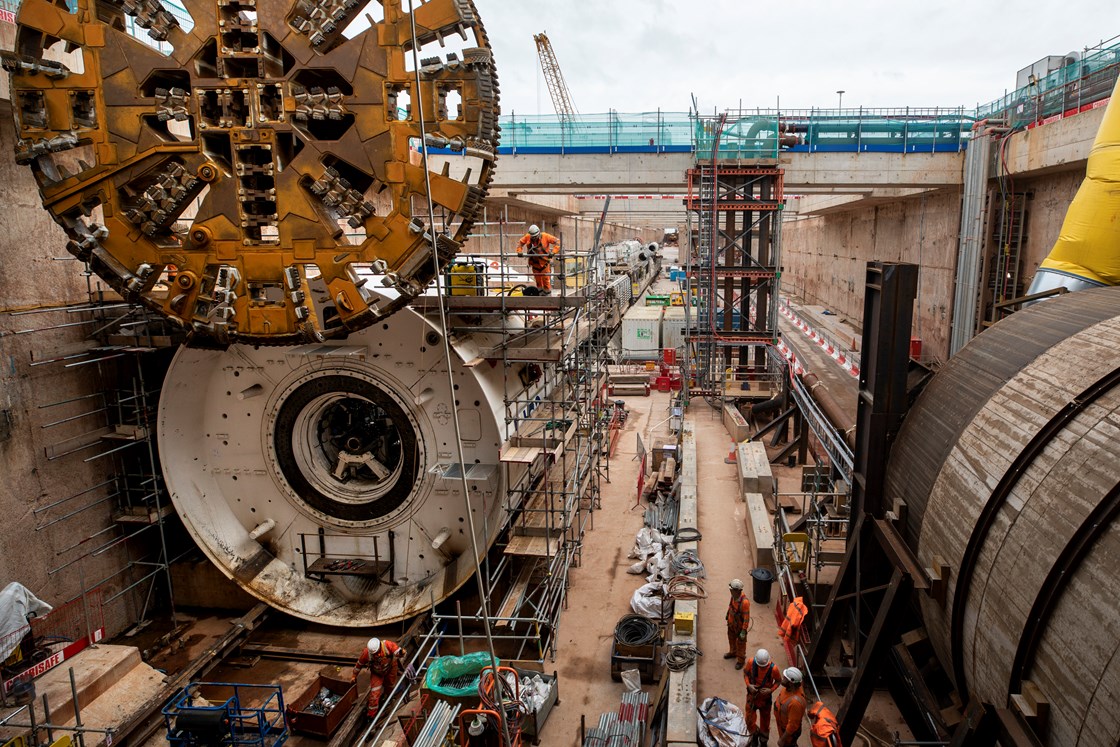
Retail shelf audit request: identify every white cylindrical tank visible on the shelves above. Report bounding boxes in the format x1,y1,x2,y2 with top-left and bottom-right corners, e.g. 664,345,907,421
158,294,510,627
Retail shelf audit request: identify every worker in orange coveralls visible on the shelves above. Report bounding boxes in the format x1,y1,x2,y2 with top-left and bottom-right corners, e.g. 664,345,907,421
724,578,751,670
780,596,809,647
517,224,561,293
352,636,405,718
808,700,842,747
774,667,808,746
744,647,782,743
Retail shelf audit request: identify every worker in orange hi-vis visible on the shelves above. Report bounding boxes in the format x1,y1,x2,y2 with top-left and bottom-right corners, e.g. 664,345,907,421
773,667,808,747
516,224,561,294
808,700,842,747
724,578,751,670
351,637,405,718
744,648,782,743
780,596,809,648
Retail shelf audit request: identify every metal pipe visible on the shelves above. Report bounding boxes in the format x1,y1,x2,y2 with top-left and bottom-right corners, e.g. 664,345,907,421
69,668,86,747
35,495,115,530
34,479,117,514
799,371,855,449
37,392,105,409
39,406,110,429
42,693,54,744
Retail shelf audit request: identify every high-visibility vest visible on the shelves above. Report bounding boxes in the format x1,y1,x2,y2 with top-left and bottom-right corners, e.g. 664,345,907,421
781,596,808,641
775,687,807,735
356,640,402,675
726,594,751,632
518,233,560,263
745,658,780,705
809,701,841,747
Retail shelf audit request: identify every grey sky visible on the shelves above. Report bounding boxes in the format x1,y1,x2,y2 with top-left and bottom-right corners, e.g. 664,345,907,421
476,1,1120,115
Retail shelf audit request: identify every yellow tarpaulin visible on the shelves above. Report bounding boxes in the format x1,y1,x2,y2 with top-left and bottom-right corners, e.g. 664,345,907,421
1039,77,1120,285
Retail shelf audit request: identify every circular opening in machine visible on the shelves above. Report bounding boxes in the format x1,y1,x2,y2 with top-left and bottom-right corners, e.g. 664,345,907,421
274,375,419,522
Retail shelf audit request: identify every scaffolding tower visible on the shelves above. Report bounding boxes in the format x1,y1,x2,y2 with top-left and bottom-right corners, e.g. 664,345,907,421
685,113,784,399
419,215,621,661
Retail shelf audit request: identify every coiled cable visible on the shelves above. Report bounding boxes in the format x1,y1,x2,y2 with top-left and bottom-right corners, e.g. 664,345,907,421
664,642,702,671
667,575,708,600
478,668,528,729
674,527,702,545
670,548,706,578
614,614,661,647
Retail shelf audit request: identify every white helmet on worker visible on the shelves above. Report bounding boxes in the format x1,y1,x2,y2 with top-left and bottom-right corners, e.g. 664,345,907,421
784,666,803,684
367,637,382,655
729,578,744,591
528,224,541,237
755,648,771,665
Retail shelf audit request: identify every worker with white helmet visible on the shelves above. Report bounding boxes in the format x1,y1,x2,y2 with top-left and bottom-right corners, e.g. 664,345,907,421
724,578,751,669
744,647,781,743
351,636,405,719
773,667,807,746
516,224,561,294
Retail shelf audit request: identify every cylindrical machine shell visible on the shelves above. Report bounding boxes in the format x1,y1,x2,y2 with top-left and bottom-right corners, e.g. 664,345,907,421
886,287,1120,746
157,300,511,627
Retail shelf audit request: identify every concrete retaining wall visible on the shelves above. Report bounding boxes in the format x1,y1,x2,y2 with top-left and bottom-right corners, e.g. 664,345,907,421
0,101,146,638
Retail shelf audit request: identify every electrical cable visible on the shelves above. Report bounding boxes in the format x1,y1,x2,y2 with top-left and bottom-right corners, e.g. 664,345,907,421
669,548,706,578
664,642,702,672
478,668,528,729
614,614,661,647
666,575,707,600
673,527,702,545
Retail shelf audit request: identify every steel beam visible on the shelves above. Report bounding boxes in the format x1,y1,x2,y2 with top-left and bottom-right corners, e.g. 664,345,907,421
837,567,911,747
850,262,918,526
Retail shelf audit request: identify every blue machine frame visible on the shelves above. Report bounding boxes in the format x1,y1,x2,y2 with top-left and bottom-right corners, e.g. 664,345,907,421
162,682,289,747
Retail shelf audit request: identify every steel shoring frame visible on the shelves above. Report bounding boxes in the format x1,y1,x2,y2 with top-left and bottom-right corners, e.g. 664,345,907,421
686,158,782,395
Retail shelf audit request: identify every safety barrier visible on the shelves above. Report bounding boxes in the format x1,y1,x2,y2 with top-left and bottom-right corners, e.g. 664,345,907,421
977,36,1120,129
1,588,106,698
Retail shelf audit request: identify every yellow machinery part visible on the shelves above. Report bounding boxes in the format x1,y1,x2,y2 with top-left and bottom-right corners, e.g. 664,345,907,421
5,0,500,345
1039,77,1120,285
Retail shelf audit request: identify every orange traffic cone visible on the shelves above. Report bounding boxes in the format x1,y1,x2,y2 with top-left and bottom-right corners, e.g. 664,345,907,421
724,441,737,464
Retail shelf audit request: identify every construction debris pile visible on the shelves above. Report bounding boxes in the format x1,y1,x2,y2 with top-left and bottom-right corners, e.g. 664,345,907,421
301,686,344,716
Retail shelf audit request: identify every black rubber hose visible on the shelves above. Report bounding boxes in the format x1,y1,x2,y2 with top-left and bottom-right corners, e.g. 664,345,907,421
674,527,702,545
614,614,661,646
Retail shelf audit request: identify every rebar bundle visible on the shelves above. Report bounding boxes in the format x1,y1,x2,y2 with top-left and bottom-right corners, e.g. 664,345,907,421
644,498,679,534
582,691,650,746
411,700,461,747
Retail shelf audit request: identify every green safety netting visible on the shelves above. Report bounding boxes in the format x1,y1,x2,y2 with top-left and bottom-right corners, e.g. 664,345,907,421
424,652,498,698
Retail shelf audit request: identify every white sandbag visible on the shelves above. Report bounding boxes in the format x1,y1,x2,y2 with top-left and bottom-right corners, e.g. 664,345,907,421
620,669,642,692
630,582,670,620
697,696,750,747
0,583,52,661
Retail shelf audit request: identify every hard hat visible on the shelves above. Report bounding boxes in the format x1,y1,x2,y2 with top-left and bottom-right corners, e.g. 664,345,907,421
528,224,541,237
366,637,382,655
783,666,803,684
729,578,744,591
755,648,771,665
